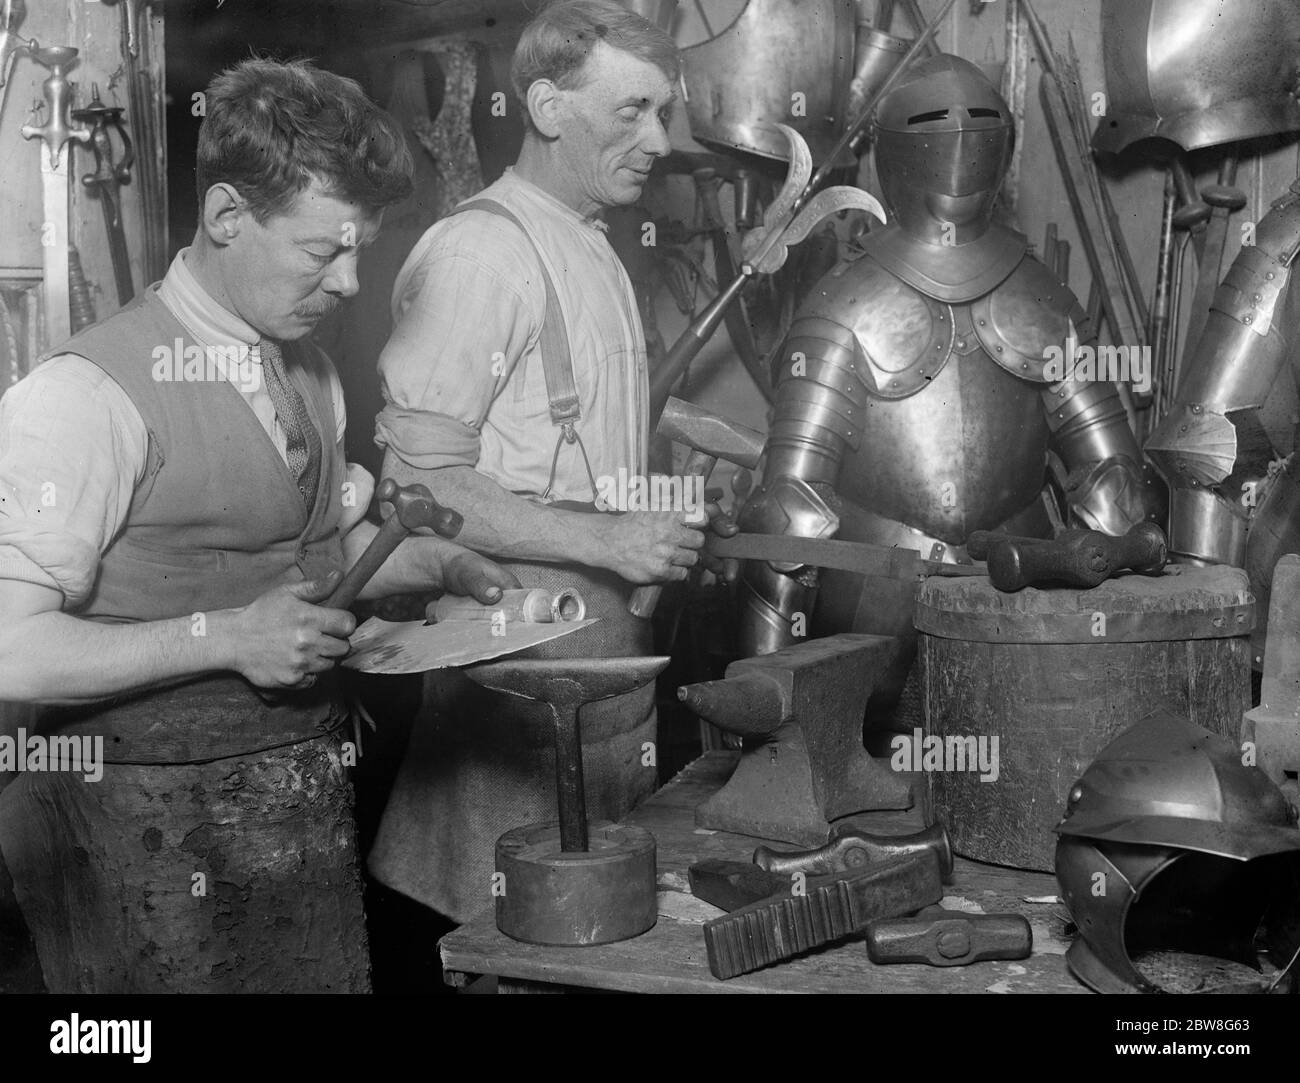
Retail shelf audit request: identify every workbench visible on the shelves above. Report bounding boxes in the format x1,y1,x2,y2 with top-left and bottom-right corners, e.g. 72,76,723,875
439,751,1086,993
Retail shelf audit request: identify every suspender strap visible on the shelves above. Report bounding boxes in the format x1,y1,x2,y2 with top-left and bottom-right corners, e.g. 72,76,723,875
449,198,581,429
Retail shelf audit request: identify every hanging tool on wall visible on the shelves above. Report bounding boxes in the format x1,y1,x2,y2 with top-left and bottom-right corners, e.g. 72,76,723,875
21,46,91,348
105,0,164,282
73,85,135,305
1021,1,1148,416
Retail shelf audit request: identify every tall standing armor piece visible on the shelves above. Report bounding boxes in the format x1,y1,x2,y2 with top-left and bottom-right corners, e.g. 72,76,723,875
1146,176,1300,668
737,55,1152,714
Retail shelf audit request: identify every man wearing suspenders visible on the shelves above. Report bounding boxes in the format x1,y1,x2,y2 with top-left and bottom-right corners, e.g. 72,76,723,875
369,1,699,927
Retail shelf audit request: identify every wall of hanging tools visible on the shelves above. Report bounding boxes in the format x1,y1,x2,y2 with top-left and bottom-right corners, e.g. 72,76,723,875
317,0,1300,484
0,0,164,386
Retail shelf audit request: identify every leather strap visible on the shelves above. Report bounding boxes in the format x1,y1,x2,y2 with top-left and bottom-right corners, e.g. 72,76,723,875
449,198,581,429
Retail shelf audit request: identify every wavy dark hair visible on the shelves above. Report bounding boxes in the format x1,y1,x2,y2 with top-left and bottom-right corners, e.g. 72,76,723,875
196,57,414,220
511,0,680,129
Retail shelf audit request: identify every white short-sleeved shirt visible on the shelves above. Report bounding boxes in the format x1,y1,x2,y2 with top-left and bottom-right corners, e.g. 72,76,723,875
375,168,648,504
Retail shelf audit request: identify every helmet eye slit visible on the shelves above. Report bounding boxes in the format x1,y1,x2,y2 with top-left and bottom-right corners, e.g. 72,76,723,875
907,109,949,125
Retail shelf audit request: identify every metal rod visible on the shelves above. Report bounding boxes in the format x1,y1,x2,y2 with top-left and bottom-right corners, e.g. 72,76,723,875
553,703,589,852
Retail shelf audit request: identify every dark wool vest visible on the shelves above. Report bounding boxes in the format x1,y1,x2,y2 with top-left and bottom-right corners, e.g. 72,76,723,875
38,288,348,762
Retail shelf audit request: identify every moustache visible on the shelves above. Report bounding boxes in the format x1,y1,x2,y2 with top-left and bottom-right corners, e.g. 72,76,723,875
296,300,340,320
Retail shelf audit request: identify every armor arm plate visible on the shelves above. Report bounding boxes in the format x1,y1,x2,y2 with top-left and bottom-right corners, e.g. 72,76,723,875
1145,180,1300,566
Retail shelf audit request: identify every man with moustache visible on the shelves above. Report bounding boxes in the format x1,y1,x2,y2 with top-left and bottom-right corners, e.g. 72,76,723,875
0,58,515,992
368,0,699,930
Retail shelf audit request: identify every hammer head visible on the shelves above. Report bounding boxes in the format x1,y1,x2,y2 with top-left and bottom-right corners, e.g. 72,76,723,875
377,477,463,539
659,397,765,470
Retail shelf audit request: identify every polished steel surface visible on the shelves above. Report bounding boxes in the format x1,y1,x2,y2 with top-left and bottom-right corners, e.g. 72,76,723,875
974,254,1080,381
1094,0,1300,154
861,222,1026,304
681,0,856,163
873,53,1013,246
836,348,1047,542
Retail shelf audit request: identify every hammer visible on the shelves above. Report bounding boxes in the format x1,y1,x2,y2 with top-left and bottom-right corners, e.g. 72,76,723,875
966,522,1167,593
627,397,765,619
325,478,464,609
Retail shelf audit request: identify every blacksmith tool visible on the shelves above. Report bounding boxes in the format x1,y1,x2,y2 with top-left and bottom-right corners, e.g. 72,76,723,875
705,531,986,581
678,634,913,845
966,522,1167,593
465,656,670,945
72,85,135,304
627,397,765,620
325,478,463,609
689,859,789,913
753,821,953,879
21,45,90,346
865,907,1033,966
702,850,944,979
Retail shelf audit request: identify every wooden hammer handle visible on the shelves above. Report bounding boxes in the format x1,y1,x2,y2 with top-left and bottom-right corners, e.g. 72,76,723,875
325,513,410,610
628,451,717,619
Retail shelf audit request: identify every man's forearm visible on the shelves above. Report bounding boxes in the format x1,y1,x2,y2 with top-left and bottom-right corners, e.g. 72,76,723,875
0,593,237,704
380,457,610,569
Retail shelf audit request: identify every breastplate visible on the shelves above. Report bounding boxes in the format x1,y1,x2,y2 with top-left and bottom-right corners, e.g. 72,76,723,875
806,254,1053,543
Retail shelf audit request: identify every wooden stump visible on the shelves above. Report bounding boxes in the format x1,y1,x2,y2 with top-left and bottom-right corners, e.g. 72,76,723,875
917,566,1254,871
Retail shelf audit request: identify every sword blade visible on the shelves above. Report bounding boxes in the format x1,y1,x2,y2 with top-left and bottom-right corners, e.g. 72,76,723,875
38,145,71,346
95,183,134,303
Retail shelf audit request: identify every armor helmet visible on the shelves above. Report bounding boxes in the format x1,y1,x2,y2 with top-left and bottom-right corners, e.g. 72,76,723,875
1093,0,1300,155
872,53,1013,247
1054,710,1300,993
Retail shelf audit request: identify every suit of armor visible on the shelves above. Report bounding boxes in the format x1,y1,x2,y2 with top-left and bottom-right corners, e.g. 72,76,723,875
737,56,1151,696
1146,178,1300,665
